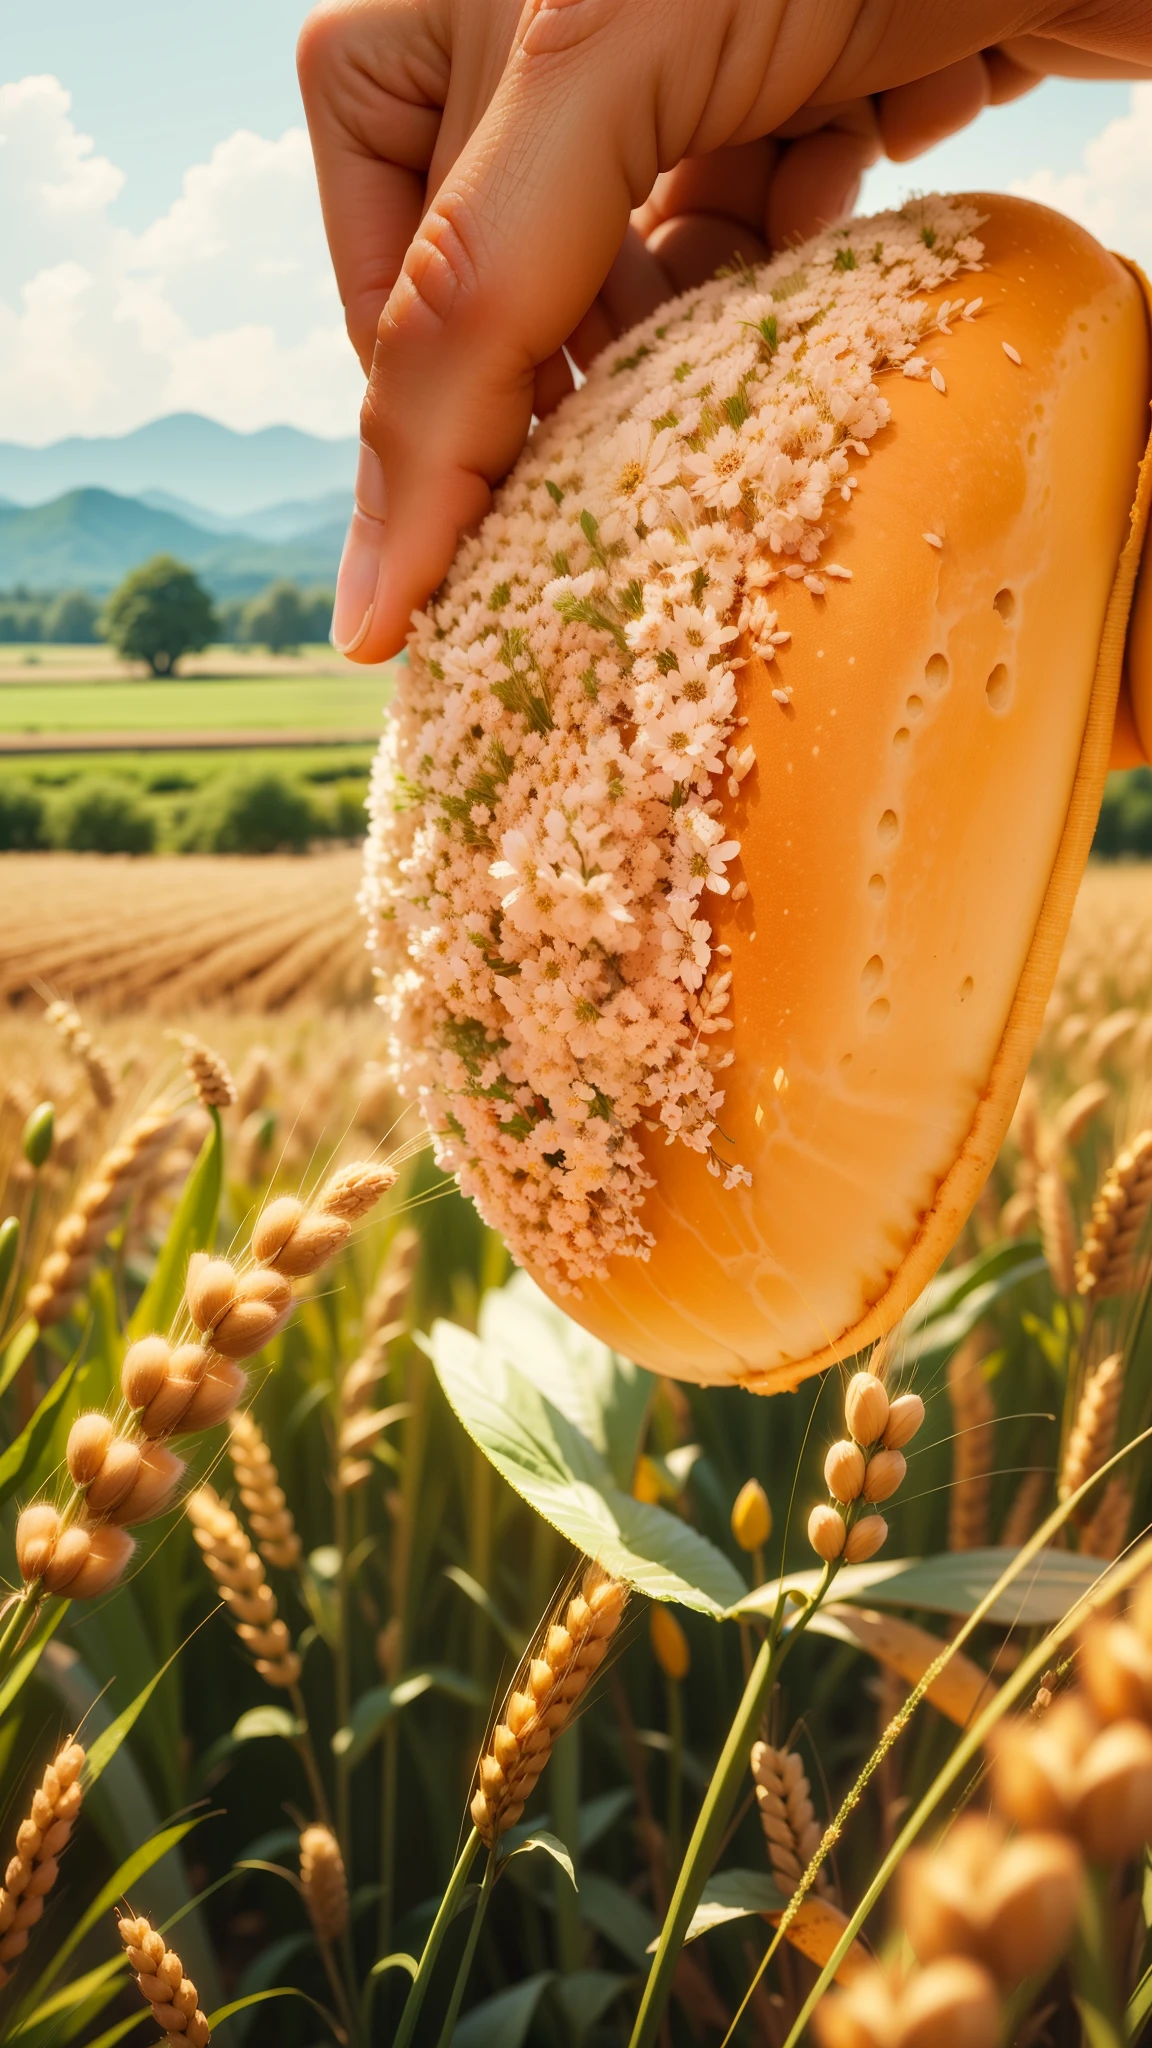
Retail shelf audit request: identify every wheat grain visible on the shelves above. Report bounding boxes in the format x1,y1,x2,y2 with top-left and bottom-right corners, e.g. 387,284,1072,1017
471,1564,626,1845
117,1912,210,2047
299,1825,348,1941
25,1101,185,1324
1075,1130,1152,1297
948,1335,996,1551
0,1739,84,1986
235,1046,276,1118
750,1741,830,1897
1036,1166,1077,1296
1060,1352,1124,1506
186,1484,301,1687
250,1160,397,1280
177,1035,237,1111
228,1411,301,1568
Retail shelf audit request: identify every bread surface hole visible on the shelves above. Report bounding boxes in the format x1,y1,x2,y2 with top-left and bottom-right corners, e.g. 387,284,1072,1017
992,587,1015,621
924,653,949,691
986,663,1012,713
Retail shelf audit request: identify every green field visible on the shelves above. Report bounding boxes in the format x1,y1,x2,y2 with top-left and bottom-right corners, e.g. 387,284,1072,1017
0,672,389,736
2,745,374,790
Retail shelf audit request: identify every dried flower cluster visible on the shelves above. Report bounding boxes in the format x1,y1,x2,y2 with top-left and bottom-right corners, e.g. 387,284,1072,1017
117,1913,210,2047
365,199,985,1288
0,1740,84,1986
808,1370,923,1566
471,1562,626,1844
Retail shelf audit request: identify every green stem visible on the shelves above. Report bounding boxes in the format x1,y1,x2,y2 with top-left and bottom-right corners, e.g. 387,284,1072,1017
393,1829,482,2048
433,1851,495,2048
379,1717,398,1963
666,1678,683,1875
0,1589,37,1686
1072,1865,1127,2048
316,1929,359,2048
289,1684,334,1834
334,1480,351,1865
551,1726,582,1975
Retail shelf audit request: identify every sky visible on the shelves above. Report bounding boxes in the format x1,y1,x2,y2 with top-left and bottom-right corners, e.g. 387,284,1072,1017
1,2,1151,447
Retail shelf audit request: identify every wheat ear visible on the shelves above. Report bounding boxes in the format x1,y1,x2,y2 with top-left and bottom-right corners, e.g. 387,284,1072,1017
751,1742,830,1898
299,1825,348,1941
177,1035,237,1111
227,1411,301,1569
117,1912,210,2047
26,1101,186,1324
948,1335,995,1552
250,1161,398,1281
1036,1166,1077,1297
1075,1130,1152,1297
1000,1470,1048,1548
46,1000,117,1110
186,1485,300,1686
0,1740,84,1985
1059,1352,1125,1509
1079,1473,1133,1560
471,1563,626,1846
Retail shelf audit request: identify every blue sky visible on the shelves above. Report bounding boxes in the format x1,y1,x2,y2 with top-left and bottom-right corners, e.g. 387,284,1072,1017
1,6,1149,444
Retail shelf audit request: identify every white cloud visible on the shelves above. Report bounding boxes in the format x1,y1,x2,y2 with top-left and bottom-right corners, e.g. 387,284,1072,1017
0,75,362,441
1013,82,1152,273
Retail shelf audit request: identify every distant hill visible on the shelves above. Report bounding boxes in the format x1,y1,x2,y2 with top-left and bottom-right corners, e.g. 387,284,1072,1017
0,488,344,599
137,485,352,542
0,414,358,520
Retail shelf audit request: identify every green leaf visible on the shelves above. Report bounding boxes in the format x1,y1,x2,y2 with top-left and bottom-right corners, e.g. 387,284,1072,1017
555,1973,631,2043
453,1973,557,2048
233,1705,303,1743
499,1831,576,1888
76,2014,151,2048
578,1874,658,1967
431,1319,745,1616
84,1634,189,1789
480,1274,653,1489
677,1868,791,1945
443,1564,526,1657
332,1667,485,1764
368,1952,418,1982
129,1110,221,1340
0,1318,38,1401
206,1987,341,2034
901,1244,1046,1367
0,1358,77,1509
8,1956,126,2046
735,1548,1111,1627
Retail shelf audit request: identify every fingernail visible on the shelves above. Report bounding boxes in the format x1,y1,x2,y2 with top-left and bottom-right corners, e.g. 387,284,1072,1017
331,445,386,654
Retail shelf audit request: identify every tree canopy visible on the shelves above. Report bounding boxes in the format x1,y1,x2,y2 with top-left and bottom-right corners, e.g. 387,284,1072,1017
103,555,217,676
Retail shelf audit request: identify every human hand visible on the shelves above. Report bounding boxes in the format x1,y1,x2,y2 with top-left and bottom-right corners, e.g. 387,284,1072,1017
296,0,1152,662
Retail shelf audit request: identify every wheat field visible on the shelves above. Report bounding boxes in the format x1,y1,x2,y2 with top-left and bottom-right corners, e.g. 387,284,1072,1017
0,850,370,1010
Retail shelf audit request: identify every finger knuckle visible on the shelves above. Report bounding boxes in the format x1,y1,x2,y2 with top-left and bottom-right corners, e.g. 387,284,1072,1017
387,197,482,336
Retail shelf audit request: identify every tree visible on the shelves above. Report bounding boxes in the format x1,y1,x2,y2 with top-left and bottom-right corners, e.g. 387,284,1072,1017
242,581,309,654
103,556,217,676
43,589,100,644
179,769,318,854
56,779,155,854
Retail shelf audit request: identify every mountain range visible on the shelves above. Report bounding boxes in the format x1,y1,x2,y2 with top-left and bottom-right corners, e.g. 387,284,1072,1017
0,488,346,600
0,414,358,597
0,414,358,520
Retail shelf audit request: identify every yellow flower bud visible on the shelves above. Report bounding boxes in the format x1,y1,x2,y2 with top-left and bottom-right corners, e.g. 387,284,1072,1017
650,1604,690,1682
730,1478,771,1552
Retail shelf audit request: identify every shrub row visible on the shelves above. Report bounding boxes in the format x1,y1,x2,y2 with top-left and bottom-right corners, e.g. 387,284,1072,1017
0,767,368,855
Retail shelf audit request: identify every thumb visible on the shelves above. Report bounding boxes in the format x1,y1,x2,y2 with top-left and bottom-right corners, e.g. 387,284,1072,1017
331,7,663,663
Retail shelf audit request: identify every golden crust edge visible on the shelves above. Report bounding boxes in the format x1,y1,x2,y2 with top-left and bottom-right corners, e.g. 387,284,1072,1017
744,254,1152,1397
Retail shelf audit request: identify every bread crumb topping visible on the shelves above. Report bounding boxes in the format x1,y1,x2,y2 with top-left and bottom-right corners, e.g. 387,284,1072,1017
363,197,985,1290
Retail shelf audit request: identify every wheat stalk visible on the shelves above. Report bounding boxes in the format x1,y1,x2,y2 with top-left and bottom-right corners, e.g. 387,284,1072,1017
117,1912,210,2047
186,1484,301,1686
751,1742,830,1898
1080,1474,1133,1561
948,1335,995,1552
1000,1470,1048,1548
227,1411,301,1569
26,1101,186,1324
299,1825,348,1941
0,1740,84,1986
1075,1130,1152,1297
471,1563,626,1845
